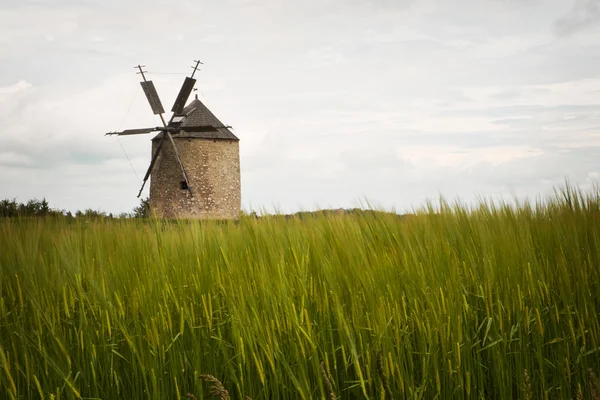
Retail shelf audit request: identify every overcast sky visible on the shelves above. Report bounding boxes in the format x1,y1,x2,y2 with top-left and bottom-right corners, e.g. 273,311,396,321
1,0,599,215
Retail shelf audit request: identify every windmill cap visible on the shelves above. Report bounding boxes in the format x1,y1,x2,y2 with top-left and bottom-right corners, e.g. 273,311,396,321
152,97,239,141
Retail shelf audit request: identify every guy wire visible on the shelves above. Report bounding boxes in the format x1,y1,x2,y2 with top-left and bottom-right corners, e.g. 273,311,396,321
116,87,142,183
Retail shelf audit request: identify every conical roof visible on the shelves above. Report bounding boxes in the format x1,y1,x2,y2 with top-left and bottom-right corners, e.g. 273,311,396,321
152,95,239,141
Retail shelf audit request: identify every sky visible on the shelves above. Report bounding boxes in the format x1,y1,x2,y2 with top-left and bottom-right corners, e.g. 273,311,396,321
0,0,599,215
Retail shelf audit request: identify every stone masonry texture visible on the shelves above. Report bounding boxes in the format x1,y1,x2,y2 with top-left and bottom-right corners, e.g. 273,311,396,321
149,137,241,220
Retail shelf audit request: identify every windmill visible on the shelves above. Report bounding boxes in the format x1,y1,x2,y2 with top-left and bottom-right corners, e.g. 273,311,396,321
106,61,241,220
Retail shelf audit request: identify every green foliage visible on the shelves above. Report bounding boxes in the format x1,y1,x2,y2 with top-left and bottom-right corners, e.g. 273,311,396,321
133,196,151,218
0,197,57,217
0,197,147,220
0,185,599,399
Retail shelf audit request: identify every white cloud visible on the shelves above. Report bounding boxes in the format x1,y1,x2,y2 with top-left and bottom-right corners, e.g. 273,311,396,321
302,46,346,70
555,0,600,35
0,152,35,167
0,80,31,94
396,145,545,169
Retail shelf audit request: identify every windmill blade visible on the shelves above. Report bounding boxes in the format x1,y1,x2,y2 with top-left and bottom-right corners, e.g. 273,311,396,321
137,133,167,198
171,77,196,115
164,131,194,197
140,81,165,115
105,127,161,136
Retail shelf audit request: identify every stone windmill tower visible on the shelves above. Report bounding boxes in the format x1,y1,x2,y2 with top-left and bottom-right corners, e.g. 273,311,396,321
106,61,241,219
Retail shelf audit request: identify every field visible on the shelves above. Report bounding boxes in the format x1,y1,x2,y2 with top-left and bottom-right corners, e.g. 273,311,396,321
0,186,599,399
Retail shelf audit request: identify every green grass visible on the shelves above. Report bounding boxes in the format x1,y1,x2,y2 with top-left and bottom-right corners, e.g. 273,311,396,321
0,184,599,399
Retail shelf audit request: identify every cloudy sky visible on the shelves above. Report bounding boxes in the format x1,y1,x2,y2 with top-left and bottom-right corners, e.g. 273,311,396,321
1,0,599,215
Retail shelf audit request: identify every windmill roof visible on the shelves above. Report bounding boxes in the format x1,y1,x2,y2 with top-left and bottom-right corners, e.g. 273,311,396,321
152,95,239,141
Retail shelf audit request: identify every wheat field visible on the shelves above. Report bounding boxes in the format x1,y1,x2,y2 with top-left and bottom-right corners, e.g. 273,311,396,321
0,185,599,399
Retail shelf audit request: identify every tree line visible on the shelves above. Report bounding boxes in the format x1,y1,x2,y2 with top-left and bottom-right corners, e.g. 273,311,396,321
0,197,150,219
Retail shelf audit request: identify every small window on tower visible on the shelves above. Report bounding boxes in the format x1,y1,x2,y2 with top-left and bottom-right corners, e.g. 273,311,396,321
180,180,189,190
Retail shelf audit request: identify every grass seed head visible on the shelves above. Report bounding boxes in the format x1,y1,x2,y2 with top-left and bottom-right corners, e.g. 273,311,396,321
320,361,336,400
589,369,600,400
524,369,532,400
376,351,393,400
576,384,584,400
199,374,230,400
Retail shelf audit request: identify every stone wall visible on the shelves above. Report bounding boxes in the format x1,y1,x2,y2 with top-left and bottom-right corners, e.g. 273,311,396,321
149,137,241,219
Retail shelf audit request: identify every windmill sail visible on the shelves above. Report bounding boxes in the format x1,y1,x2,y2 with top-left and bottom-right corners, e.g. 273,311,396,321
105,127,159,136
137,133,168,197
171,77,196,115
140,81,165,115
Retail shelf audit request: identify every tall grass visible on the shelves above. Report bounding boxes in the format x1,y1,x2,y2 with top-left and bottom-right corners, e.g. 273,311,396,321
0,185,599,399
